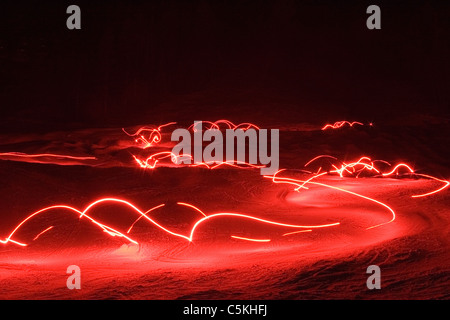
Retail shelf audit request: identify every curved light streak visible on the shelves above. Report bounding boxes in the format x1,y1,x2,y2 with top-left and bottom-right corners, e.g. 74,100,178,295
231,236,271,242
0,198,340,247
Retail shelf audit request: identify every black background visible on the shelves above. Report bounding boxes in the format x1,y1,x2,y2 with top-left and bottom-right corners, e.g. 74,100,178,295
0,300,444,317
0,0,449,133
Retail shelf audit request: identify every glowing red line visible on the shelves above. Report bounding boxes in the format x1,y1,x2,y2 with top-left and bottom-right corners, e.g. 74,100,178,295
124,140,449,235
231,236,271,242
299,156,383,190
294,155,448,227
133,152,266,171
294,171,328,191
376,163,448,197
157,122,178,130
373,159,391,166
230,122,260,130
3,120,448,250
122,127,156,137
188,120,260,132
0,238,26,246
33,226,54,241
282,229,312,236
129,119,264,171
122,122,177,136
2,202,139,246
264,170,396,230
0,152,96,161
122,122,177,149
127,204,166,234
381,163,414,176
176,202,207,217
209,161,266,170
188,212,340,241
411,174,450,198
1,198,340,247
189,121,219,132
335,157,380,177
304,155,338,167
77,198,189,241
321,121,363,130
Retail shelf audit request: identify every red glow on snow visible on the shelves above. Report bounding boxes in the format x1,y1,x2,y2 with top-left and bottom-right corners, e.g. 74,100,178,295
3,151,447,247
0,121,448,254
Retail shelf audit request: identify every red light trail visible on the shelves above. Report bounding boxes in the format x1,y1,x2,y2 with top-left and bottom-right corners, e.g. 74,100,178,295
132,151,266,170
282,230,312,236
129,120,268,171
0,198,340,247
188,120,260,132
1,153,447,247
122,122,177,149
264,169,397,230
0,152,96,162
303,155,449,197
122,120,260,151
0,120,448,251
231,236,271,242
32,226,54,241
321,120,364,130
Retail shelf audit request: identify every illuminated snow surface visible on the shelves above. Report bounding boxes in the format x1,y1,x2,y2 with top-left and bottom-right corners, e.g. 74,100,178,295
0,119,449,299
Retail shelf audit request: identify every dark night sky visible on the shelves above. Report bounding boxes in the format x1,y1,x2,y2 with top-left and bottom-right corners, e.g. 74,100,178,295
0,0,449,132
